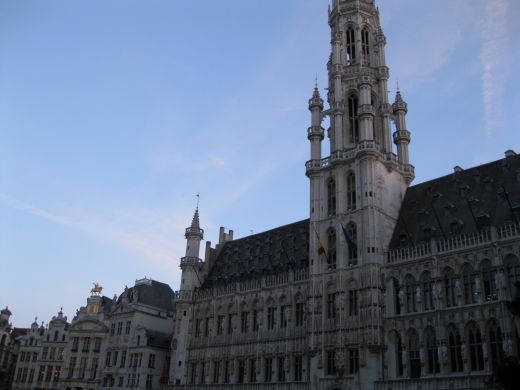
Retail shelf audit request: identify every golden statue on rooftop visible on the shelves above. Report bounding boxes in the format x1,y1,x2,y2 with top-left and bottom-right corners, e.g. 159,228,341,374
90,282,103,296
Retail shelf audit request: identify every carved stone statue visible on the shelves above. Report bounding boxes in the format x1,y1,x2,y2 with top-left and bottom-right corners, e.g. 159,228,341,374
461,343,467,361
415,286,422,306
474,278,481,302
440,344,448,364
398,289,405,308
455,279,462,303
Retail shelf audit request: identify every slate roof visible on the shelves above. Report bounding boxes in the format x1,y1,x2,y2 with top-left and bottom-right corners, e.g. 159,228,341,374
202,219,309,287
120,280,175,312
389,153,520,249
145,329,171,349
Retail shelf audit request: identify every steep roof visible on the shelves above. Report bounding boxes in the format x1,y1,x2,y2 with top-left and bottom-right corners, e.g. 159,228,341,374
389,153,520,250
119,280,175,312
202,219,309,287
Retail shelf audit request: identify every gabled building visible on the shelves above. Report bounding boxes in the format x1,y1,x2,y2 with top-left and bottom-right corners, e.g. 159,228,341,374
101,278,174,389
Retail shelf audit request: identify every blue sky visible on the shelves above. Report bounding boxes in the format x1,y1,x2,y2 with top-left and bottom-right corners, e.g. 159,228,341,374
1,0,519,327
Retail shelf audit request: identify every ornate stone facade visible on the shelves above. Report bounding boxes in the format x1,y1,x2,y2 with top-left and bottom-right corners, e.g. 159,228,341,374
167,1,520,389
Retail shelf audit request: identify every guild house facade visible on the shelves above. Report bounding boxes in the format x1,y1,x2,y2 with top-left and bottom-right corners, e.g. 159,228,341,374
166,0,520,389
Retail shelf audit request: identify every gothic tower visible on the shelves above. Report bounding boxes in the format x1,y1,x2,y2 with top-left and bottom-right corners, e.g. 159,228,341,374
306,0,414,386
170,207,205,385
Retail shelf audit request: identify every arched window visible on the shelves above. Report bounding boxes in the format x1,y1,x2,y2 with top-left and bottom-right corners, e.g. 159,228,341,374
443,268,457,307
420,272,434,311
404,275,417,313
327,229,337,270
407,329,421,378
361,27,370,66
393,278,401,315
0,335,5,346
54,331,59,341
348,95,359,143
347,223,358,266
327,179,336,216
481,260,497,301
487,320,504,370
462,264,477,304
447,325,463,372
346,27,356,64
346,171,356,210
424,327,440,374
396,333,404,377
467,323,484,371
505,255,520,295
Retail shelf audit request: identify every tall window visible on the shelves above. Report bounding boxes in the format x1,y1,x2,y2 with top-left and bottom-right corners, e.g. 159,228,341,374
424,328,439,374
404,275,417,313
421,272,434,310
217,315,224,335
240,311,249,333
327,179,337,216
448,326,463,372
346,27,356,64
349,349,359,374
348,95,359,143
349,290,358,316
347,223,358,265
294,356,303,381
279,306,288,328
488,320,504,370
481,260,497,301
462,264,477,304
295,302,305,327
237,360,244,383
327,229,337,269
467,323,484,371
396,334,404,377
361,28,370,66
444,268,457,307
326,351,336,376
264,358,272,382
267,307,276,330
277,357,285,382
213,361,220,383
506,255,520,295
407,330,421,378
393,279,401,315
249,359,256,383
327,292,337,319
346,171,357,210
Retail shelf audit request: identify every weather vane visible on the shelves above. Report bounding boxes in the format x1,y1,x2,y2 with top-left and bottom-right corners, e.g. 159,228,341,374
196,192,200,209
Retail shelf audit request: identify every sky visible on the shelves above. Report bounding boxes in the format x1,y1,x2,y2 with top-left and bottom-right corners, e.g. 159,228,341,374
1,0,519,328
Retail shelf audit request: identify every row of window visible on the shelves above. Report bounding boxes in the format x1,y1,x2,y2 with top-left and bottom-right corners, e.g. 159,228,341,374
393,257,520,315
392,320,514,378
325,349,359,376
15,364,60,384
102,373,155,389
326,290,359,319
324,222,358,269
110,320,131,336
25,330,66,346
71,336,102,353
104,351,155,369
67,356,98,380
327,174,357,217
345,26,371,66
188,356,305,385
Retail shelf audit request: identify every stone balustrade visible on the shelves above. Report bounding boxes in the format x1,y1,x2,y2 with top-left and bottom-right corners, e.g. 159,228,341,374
374,373,489,390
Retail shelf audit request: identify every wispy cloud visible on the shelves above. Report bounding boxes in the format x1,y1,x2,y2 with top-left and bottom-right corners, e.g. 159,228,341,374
480,0,509,137
0,193,190,276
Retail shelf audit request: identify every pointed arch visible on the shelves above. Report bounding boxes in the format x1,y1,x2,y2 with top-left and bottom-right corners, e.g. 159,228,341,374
447,324,463,372
461,263,477,304
327,228,337,270
466,321,484,371
348,94,359,143
404,274,417,313
424,327,439,374
346,171,356,210
327,178,337,216
487,319,504,370
420,271,434,311
346,222,358,266
361,27,370,66
443,267,457,307
345,26,356,64
406,328,421,378
480,259,497,301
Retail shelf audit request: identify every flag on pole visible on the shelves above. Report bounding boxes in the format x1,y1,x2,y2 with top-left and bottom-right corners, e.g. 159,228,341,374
341,224,357,250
